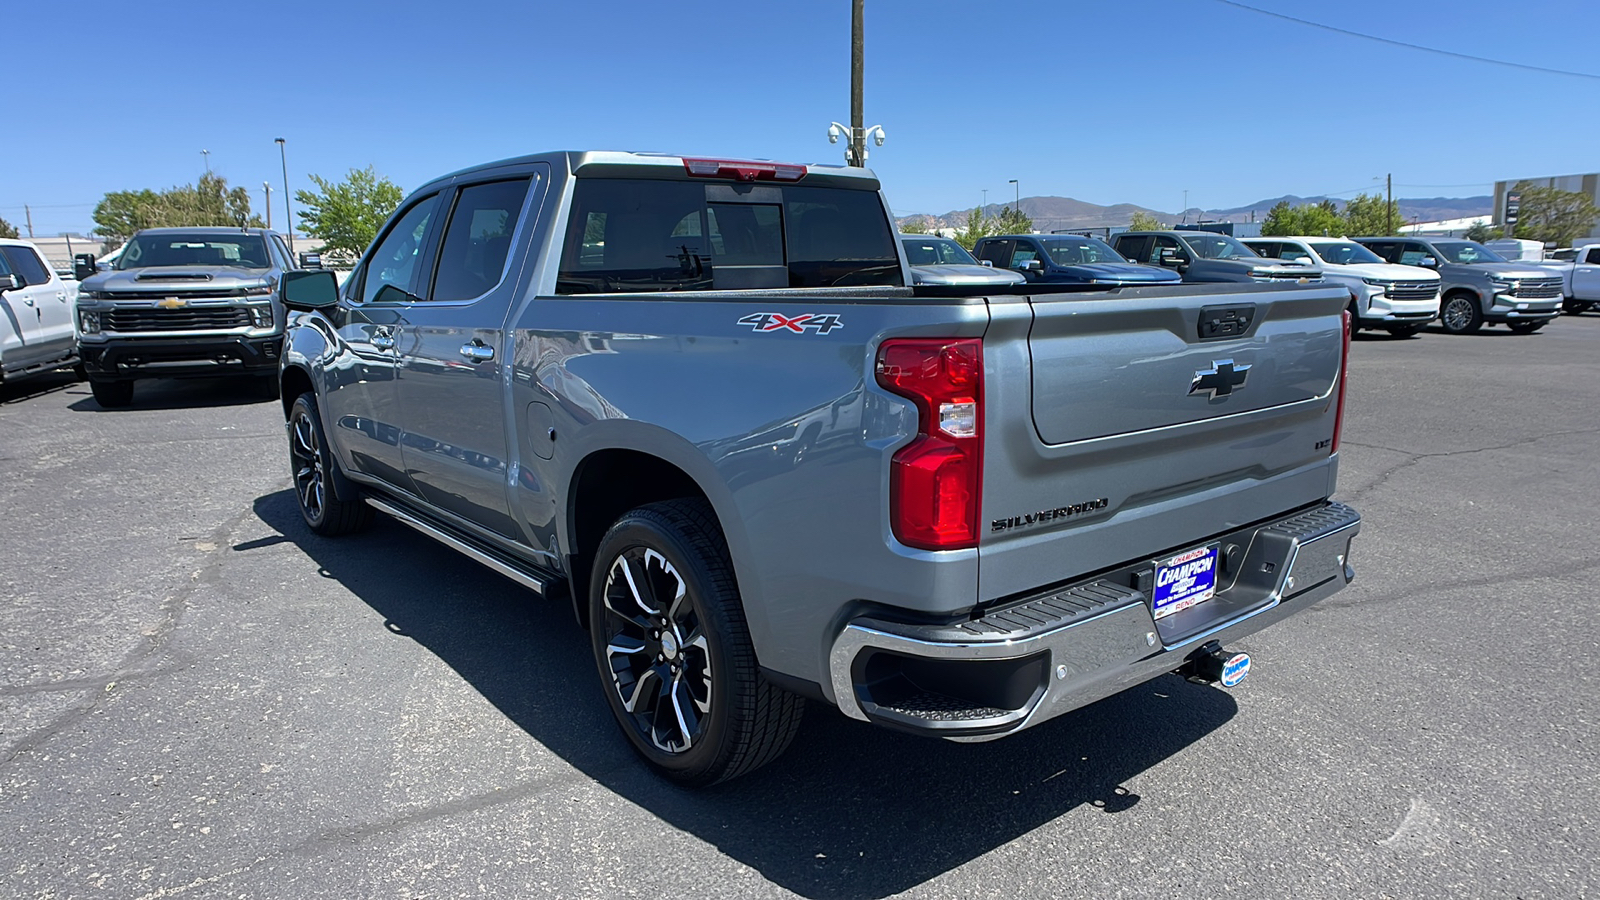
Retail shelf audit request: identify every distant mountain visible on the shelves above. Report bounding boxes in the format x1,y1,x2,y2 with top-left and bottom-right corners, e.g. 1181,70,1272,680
896,193,1493,233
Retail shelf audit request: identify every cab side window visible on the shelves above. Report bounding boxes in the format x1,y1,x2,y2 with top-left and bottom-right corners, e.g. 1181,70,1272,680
1396,243,1431,266
1153,235,1184,264
428,178,532,302
1586,247,1600,265
358,194,441,304
0,246,53,286
975,240,1011,266
1114,235,1152,263
1250,242,1282,259
1008,241,1040,268
1361,241,1400,263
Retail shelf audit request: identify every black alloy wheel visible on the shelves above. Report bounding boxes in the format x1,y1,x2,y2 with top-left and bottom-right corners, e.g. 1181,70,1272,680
89,378,134,408
287,394,372,535
590,499,803,785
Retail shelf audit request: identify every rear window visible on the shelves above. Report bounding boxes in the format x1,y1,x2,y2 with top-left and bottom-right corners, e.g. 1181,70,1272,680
556,178,901,293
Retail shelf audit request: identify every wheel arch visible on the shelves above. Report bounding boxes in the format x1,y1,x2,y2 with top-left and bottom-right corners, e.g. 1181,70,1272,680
562,431,751,633
279,364,314,419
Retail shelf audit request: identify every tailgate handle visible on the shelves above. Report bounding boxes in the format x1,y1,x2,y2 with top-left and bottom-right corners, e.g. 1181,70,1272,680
1198,304,1256,341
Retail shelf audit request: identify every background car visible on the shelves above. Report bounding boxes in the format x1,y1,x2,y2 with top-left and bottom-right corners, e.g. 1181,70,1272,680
1111,230,1324,284
0,238,80,387
973,234,1181,286
1356,237,1561,334
1243,237,1440,337
900,235,1025,286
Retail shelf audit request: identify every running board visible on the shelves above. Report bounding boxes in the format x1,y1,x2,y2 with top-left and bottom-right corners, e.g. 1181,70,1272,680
365,496,550,597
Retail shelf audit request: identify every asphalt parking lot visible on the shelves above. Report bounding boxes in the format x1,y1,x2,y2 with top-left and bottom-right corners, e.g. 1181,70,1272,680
3,313,1598,900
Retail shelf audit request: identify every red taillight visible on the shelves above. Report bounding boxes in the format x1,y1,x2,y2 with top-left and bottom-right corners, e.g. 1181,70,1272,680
682,158,807,182
876,338,983,550
1332,309,1351,455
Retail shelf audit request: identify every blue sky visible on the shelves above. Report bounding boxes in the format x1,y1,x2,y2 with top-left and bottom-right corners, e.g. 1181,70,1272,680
4,0,1597,236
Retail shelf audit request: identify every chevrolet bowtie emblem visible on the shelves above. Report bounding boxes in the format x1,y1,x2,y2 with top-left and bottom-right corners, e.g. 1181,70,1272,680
1190,359,1251,399
156,297,188,309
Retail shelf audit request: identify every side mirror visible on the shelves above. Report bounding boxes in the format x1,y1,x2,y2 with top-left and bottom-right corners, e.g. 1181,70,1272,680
73,254,98,281
280,269,340,310
1420,256,1438,268
980,259,993,267
1021,259,1044,273
1158,249,1188,268
298,251,323,269
0,273,19,292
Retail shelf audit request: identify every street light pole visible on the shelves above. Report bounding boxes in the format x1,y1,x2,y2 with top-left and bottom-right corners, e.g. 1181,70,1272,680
275,138,294,254
202,149,210,175
850,0,864,168
1009,179,1019,209
263,182,273,229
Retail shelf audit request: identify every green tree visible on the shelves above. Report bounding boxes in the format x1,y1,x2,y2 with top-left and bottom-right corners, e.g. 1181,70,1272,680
91,175,263,247
1342,192,1402,236
993,205,1034,236
954,207,991,250
898,217,930,234
1128,211,1164,231
1463,222,1503,243
294,166,404,264
1261,200,1344,237
1509,181,1600,247
0,216,18,239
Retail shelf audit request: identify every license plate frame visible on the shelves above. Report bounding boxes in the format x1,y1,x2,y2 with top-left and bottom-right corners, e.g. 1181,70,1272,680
1151,544,1220,620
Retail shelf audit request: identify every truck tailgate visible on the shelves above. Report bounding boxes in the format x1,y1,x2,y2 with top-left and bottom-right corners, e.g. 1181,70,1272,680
979,283,1348,603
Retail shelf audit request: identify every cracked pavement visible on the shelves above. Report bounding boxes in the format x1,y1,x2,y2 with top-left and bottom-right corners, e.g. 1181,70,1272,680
2,313,1598,899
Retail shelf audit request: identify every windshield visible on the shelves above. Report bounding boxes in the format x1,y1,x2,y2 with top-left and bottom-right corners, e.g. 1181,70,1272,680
1038,236,1127,265
117,234,271,269
1182,233,1257,260
902,237,978,266
1432,241,1506,264
1307,240,1384,265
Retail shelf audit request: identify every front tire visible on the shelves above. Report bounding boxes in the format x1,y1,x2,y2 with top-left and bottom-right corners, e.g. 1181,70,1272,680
590,499,803,786
1439,293,1483,334
89,378,134,408
287,393,373,536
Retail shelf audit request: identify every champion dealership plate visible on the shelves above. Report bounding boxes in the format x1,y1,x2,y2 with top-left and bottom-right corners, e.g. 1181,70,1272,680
1152,544,1219,620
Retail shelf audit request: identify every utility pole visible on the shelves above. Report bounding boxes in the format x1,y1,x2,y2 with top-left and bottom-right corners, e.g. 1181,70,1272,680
849,0,864,168
24,205,34,237
1182,190,1188,224
263,182,273,229
1010,179,1019,209
1386,173,1394,235
202,149,211,175
275,138,294,253
982,189,988,211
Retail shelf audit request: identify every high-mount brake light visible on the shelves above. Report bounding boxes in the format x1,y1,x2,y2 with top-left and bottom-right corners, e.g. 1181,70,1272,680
1332,309,1351,455
682,158,807,182
875,338,984,551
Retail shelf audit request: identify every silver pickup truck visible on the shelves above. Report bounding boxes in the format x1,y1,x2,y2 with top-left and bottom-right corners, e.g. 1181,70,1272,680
276,151,1360,785
76,227,298,407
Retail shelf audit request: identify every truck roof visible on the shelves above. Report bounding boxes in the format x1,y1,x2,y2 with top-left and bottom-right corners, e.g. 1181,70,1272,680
424,150,884,191
132,226,286,237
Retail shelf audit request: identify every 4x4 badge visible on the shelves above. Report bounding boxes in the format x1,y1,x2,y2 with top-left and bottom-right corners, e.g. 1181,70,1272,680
737,312,843,334
1190,359,1250,399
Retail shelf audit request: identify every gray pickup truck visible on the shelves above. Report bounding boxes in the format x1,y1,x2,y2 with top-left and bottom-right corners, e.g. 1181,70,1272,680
76,227,298,407
276,151,1361,785
1355,237,1563,334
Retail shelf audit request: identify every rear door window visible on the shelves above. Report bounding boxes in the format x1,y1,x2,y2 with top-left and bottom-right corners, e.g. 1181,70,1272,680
1008,241,1040,268
556,178,901,293
1397,243,1432,266
1114,235,1152,263
428,178,531,302
1361,241,1400,263
1248,242,1282,259
974,240,1012,266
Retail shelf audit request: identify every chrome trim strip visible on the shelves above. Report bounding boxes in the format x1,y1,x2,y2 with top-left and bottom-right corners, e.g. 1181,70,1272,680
365,496,547,596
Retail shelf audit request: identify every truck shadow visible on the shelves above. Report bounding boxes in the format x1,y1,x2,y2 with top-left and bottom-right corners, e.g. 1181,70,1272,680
67,376,278,411
254,489,1238,900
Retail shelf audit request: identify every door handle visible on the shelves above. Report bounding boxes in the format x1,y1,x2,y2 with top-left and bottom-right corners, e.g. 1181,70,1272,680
23,297,34,307
371,328,396,350
459,340,495,363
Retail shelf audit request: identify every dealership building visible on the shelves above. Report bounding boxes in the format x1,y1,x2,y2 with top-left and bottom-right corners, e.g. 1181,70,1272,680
1493,172,1600,241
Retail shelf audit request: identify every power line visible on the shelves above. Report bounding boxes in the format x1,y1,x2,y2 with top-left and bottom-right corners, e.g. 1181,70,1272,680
1211,0,1600,81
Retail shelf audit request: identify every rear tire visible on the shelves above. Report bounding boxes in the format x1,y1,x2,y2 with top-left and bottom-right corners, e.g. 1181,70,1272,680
590,498,803,786
89,378,134,408
1439,293,1483,334
287,393,373,536
1562,297,1592,314
1385,323,1426,338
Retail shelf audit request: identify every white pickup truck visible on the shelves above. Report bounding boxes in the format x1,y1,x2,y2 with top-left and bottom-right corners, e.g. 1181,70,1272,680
0,238,80,387
1529,244,1600,313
